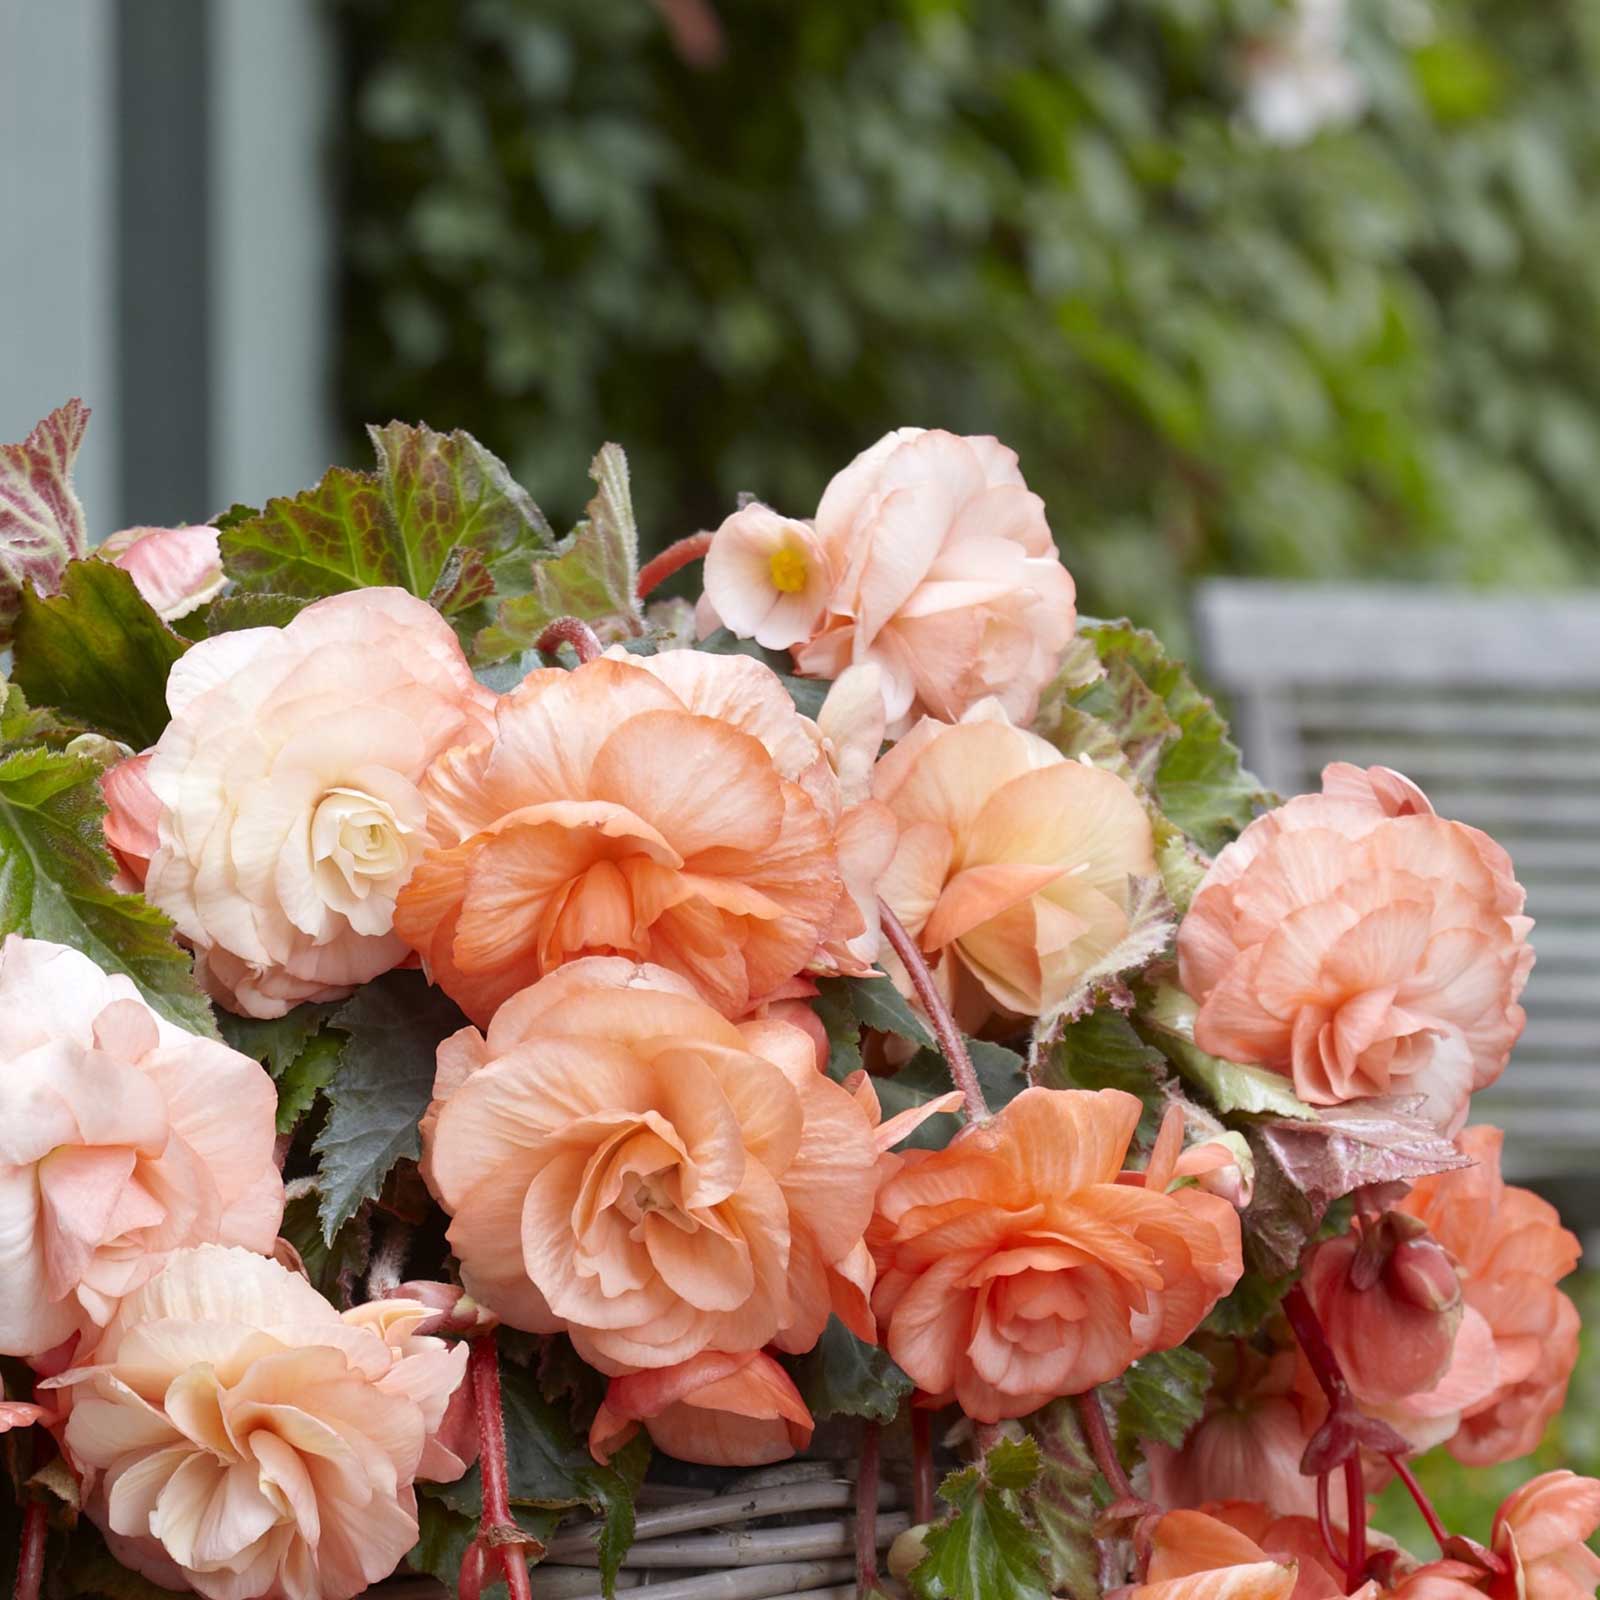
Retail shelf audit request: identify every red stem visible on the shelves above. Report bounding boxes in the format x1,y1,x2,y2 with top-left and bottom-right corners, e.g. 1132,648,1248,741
1075,1387,1135,1504
535,616,604,664
856,1421,881,1592
636,530,714,599
911,1406,935,1526
1281,1284,1353,1412
12,1499,45,1600
1343,1458,1367,1591
878,903,988,1124
1388,1454,1451,1554
463,1335,533,1600
1316,1471,1344,1574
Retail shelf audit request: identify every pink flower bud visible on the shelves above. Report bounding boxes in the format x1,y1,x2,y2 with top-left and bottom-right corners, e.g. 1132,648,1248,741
1387,1234,1463,1314
384,1279,499,1339
100,524,225,621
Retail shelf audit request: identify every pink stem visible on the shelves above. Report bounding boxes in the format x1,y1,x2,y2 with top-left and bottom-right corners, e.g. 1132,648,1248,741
636,530,714,599
911,1406,935,1526
12,1498,45,1600
1075,1387,1134,1504
857,1421,881,1592
877,903,988,1124
1316,1472,1344,1573
535,617,604,664
1388,1454,1450,1554
1343,1458,1367,1591
463,1335,533,1600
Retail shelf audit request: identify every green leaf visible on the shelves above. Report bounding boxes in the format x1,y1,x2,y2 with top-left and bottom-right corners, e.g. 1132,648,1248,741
0,740,217,1036
1204,1268,1293,1338
912,1436,1051,1600
274,1031,344,1135
475,443,643,661
812,978,864,1080
220,422,552,618
1026,1399,1108,1600
784,1314,913,1422
218,1002,336,1077
0,678,84,749
1138,985,1318,1121
1036,1006,1170,1145
195,592,311,635
12,559,187,748
1117,1347,1213,1459
311,970,467,1242
0,400,90,647
812,973,936,1077
277,1191,371,1308
1058,620,1271,855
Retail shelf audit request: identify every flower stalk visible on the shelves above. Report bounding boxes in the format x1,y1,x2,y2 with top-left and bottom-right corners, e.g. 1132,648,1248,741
461,1334,536,1600
636,530,714,599
856,1420,881,1592
878,902,988,1124
12,1497,46,1600
911,1405,935,1525
1076,1387,1135,1505
535,616,604,664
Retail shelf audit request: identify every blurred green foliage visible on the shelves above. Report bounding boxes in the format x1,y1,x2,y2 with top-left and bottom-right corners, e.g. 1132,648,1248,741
332,0,1599,637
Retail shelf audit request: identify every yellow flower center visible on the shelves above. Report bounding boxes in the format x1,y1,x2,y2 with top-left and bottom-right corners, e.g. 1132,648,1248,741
768,544,809,594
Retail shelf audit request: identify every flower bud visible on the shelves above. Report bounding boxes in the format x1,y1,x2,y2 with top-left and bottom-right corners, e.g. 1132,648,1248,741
384,1279,499,1339
1387,1234,1462,1314
889,1525,932,1580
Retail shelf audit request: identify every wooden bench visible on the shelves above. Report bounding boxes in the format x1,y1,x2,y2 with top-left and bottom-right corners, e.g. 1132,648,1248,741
1192,580,1600,1182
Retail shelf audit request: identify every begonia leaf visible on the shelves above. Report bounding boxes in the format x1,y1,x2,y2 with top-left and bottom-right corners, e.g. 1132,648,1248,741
311,970,466,1242
12,559,188,748
785,1314,913,1422
0,400,90,647
474,443,643,660
911,1436,1052,1600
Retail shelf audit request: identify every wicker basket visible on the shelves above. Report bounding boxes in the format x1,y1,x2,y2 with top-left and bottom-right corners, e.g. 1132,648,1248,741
382,1460,905,1600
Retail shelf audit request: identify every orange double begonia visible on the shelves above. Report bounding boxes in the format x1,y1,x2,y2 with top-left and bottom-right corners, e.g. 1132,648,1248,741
395,651,873,1024
1396,1126,1582,1466
420,959,890,1371
869,1088,1242,1422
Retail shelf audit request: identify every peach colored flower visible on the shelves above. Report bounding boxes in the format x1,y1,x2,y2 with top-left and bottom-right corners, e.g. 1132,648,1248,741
421,958,888,1370
140,587,496,1017
1178,763,1532,1131
589,1350,814,1468
101,524,225,621
395,649,863,1024
872,703,1155,1026
0,1401,50,1432
1130,1510,1299,1600
1396,1473,1600,1600
1398,1125,1582,1465
1198,1502,1360,1600
0,936,282,1361
102,751,160,891
46,1247,468,1600
702,503,833,649
869,1087,1242,1422
788,428,1077,734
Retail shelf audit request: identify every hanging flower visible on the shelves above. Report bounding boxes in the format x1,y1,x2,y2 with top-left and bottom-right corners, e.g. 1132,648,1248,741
788,428,1077,734
589,1350,814,1468
1397,1125,1582,1465
46,1247,469,1600
701,502,833,649
138,587,497,1017
872,702,1154,1027
869,1088,1242,1421
394,650,864,1023
1177,763,1533,1131
0,936,281,1361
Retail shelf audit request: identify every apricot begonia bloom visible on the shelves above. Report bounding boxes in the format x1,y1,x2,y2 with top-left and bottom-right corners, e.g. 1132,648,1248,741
1393,1473,1600,1600
1195,1503,1360,1600
47,1247,468,1600
1178,763,1532,1131
0,936,282,1361
102,751,160,891
790,428,1077,734
702,502,832,650
589,1350,814,1468
872,704,1155,1026
100,524,226,621
1398,1125,1582,1465
1129,1510,1299,1600
395,650,865,1023
141,587,496,1017
422,958,888,1370
869,1087,1242,1422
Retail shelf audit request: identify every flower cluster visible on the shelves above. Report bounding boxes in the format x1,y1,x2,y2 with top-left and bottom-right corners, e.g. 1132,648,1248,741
0,406,1585,1600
